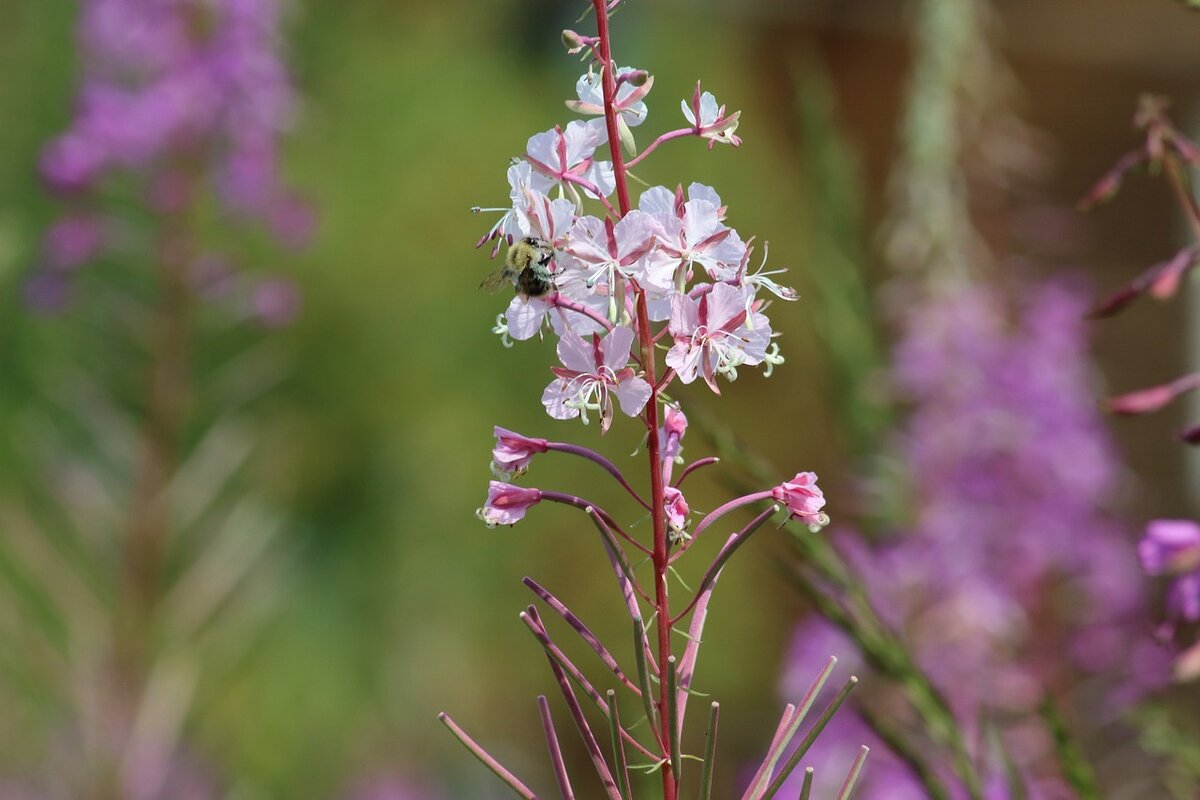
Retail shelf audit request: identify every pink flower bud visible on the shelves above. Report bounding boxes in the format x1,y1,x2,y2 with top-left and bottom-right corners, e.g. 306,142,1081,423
476,481,542,528
772,472,828,531
664,486,690,542
661,405,688,464
491,426,549,480
561,29,584,51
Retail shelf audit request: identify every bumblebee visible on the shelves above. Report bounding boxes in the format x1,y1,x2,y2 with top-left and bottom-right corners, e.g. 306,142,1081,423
480,237,555,298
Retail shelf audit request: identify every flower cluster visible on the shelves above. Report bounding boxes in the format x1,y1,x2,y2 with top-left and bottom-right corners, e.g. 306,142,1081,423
446,6,857,797
29,0,310,312
474,66,786,415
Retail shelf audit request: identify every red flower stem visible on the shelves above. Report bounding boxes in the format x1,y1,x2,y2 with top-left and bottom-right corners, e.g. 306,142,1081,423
626,128,696,169
538,695,576,800
671,490,773,563
743,702,797,799
563,172,620,218
524,577,643,696
1163,156,1200,241
525,609,625,800
437,712,538,799
673,456,720,488
592,3,675,795
671,506,778,626
541,491,652,556
586,507,656,608
546,441,651,510
524,608,660,760
550,294,615,333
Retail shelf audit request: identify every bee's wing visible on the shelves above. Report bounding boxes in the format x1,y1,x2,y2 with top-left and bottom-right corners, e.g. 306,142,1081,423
479,268,513,293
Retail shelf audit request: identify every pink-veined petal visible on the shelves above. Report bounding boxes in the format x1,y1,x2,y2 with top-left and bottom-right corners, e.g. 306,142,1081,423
556,332,596,374
705,282,747,329
615,375,652,417
602,326,636,372
542,378,581,420
666,341,703,384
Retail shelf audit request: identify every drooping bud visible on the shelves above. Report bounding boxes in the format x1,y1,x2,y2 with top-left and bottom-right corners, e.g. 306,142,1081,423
491,426,550,480
562,29,585,53
476,481,543,528
618,68,650,87
772,472,828,532
664,486,690,544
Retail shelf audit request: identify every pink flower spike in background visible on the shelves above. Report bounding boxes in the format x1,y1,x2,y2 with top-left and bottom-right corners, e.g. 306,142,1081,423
773,472,828,531
476,482,543,528
542,327,651,432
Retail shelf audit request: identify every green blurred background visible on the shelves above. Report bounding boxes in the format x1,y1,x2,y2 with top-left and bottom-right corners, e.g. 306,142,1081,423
1,0,1199,797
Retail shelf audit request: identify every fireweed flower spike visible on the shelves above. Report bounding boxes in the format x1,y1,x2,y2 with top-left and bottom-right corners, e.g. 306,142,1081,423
445,3,858,798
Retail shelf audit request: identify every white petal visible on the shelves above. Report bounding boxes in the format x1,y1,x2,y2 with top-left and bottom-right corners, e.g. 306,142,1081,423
615,375,652,417
564,119,604,164
557,332,597,373
687,182,722,209
705,282,746,329
542,379,581,420
698,92,720,126
505,295,549,341
525,127,559,167
665,342,702,384
681,97,697,126
639,186,676,220
585,160,616,198
669,293,699,338
602,326,636,372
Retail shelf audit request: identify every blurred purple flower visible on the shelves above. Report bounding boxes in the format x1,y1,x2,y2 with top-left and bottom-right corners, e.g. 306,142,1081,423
784,278,1169,793
32,0,310,300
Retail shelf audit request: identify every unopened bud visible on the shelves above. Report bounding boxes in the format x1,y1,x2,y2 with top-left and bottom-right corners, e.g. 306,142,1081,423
620,69,650,87
617,116,638,159
562,29,584,52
